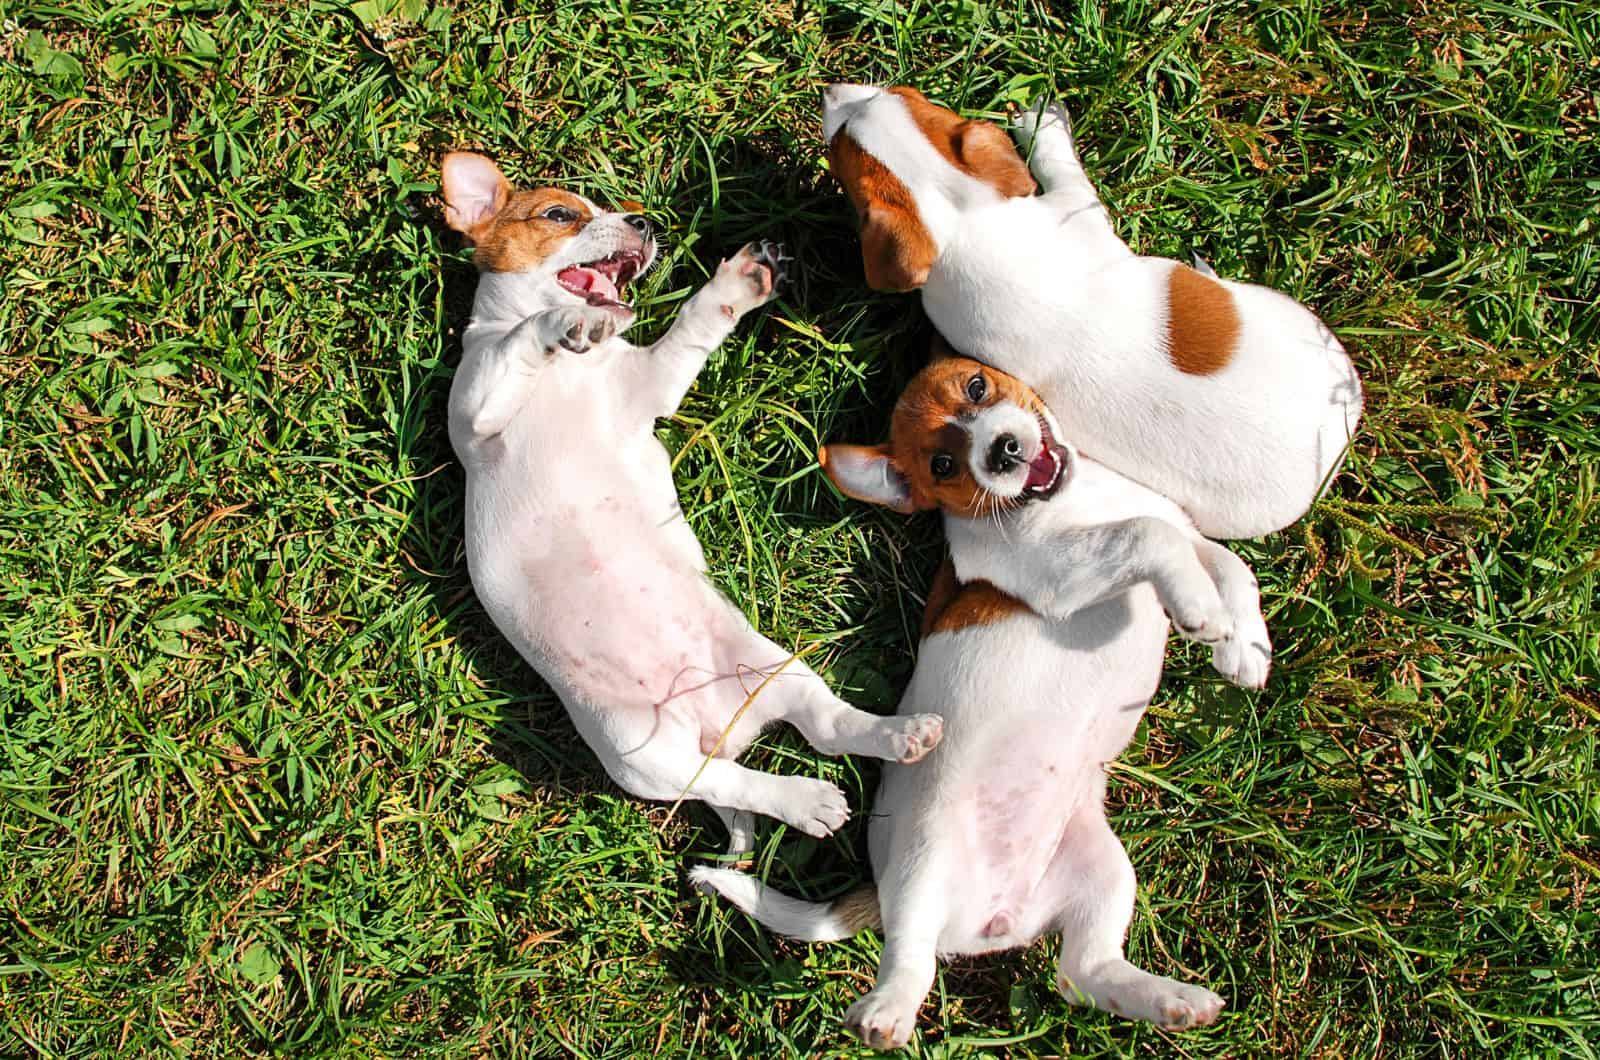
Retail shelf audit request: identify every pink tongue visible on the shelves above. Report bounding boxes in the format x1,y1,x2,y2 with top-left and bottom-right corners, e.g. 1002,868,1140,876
1025,448,1058,488
559,266,619,303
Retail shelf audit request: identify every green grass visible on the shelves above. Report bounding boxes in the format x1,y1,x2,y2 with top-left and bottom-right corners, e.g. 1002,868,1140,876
2,1,1597,1055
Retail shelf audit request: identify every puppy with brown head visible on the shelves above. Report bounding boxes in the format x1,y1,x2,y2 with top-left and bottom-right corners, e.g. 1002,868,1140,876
821,85,1363,539
693,352,1270,1049
441,152,944,855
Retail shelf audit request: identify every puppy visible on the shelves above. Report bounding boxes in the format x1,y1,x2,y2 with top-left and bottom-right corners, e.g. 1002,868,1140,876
820,84,1363,539
692,354,1268,1048
440,152,942,851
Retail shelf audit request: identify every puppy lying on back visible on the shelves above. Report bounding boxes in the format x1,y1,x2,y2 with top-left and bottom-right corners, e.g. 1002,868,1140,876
693,354,1268,1049
440,153,943,851
821,84,1362,539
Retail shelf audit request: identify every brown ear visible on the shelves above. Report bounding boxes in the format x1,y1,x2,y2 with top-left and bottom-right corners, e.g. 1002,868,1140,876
441,152,511,242
955,121,1037,198
818,444,917,513
860,202,936,292
829,129,937,291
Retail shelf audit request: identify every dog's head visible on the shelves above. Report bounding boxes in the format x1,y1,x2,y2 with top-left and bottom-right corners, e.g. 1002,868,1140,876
820,353,1072,518
821,84,1036,292
441,151,657,319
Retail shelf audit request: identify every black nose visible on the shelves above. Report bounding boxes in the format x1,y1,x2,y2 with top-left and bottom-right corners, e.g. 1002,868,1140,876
624,214,652,238
987,434,1023,474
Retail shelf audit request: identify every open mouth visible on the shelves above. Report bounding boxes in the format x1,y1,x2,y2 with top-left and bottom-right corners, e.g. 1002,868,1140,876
556,250,645,309
1021,415,1071,501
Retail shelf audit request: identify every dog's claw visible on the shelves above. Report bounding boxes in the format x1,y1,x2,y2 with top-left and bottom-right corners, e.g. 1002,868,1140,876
745,239,790,289
550,305,617,354
715,239,788,314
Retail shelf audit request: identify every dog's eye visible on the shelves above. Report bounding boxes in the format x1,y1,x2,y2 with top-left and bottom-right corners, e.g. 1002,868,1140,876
965,374,987,402
540,206,578,224
931,453,957,480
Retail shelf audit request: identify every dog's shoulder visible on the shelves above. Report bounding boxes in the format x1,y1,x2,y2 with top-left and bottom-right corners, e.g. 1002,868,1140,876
920,555,1033,638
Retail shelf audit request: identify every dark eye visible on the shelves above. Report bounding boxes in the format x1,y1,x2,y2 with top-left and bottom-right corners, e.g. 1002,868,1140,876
965,374,987,402
931,453,957,480
540,206,578,223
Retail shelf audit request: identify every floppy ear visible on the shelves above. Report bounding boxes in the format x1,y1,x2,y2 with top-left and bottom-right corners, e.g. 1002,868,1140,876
441,152,511,240
819,444,916,513
955,120,1037,198
860,202,936,292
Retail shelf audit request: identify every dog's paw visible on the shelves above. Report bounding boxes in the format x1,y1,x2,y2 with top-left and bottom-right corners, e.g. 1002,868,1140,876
844,989,921,1051
546,305,620,354
1165,586,1235,649
1211,623,1271,690
781,777,849,838
711,240,790,317
1210,579,1272,688
1012,99,1074,151
886,713,944,764
1065,971,1225,1031
1141,979,1226,1031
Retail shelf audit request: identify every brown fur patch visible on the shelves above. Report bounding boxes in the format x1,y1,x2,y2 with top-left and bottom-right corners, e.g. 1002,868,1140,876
920,557,963,638
465,188,594,273
1167,264,1240,374
831,884,882,934
887,356,1046,515
922,559,1033,635
931,582,1032,633
828,130,936,291
827,89,1035,292
888,87,1037,199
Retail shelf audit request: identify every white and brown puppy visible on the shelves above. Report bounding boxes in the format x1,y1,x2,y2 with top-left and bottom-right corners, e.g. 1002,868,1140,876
821,84,1362,539
440,152,943,851
692,355,1267,1048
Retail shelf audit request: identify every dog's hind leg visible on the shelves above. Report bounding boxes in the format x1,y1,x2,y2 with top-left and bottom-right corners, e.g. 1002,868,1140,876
762,662,943,765
1011,101,1124,257
843,861,947,1051
1051,810,1225,1030
599,730,850,839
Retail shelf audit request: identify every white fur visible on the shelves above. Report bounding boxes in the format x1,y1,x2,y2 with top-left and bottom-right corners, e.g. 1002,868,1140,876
448,198,945,853
822,87,1363,539
694,397,1269,1048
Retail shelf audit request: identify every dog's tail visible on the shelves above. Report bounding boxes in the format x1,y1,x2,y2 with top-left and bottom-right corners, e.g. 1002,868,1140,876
689,865,880,942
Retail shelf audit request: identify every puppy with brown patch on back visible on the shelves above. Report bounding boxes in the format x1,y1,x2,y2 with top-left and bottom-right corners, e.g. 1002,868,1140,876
440,152,944,854
821,84,1363,539
691,354,1269,1050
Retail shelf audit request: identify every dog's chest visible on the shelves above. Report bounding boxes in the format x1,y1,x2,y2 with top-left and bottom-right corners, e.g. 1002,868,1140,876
460,351,698,578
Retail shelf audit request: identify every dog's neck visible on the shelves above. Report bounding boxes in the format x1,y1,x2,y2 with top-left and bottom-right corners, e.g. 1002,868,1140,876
467,269,561,337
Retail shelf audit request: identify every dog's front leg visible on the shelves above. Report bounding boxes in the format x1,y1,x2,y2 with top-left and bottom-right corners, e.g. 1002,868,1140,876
627,241,789,421
955,518,1236,649
453,306,620,442
1192,539,1273,689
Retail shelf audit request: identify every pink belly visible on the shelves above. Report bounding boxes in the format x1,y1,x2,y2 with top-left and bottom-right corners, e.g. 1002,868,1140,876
940,710,1128,951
